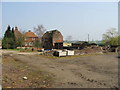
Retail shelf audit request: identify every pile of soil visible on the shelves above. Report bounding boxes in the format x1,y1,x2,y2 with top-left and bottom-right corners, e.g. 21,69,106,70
75,46,102,55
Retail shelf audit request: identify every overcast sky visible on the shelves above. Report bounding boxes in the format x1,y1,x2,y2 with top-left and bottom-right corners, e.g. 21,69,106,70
2,2,118,41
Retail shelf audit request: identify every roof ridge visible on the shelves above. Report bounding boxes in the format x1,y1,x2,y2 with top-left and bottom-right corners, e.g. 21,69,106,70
24,31,38,37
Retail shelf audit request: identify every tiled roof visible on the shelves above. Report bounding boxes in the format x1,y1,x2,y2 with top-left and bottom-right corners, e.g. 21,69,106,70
14,27,22,37
24,30,38,38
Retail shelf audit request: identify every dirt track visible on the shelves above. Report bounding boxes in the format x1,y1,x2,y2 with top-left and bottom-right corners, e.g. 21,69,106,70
2,50,118,88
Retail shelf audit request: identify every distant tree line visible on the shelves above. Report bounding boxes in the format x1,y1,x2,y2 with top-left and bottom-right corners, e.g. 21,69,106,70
4,26,119,49
2,25,46,49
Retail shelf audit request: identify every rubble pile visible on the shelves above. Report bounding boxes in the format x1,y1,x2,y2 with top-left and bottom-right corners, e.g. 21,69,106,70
75,46,103,55
43,49,75,57
43,50,55,56
42,46,103,57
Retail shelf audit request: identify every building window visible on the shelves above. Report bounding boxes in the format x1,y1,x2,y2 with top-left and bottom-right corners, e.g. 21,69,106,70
25,38,28,40
32,38,35,40
29,42,33,46
25,42,28,46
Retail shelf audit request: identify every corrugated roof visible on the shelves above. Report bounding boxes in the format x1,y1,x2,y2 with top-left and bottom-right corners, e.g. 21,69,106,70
47,30,59,33
24,31,38,38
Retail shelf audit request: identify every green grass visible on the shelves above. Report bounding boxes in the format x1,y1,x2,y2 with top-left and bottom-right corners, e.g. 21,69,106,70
3,48,38,52
3,49,22,51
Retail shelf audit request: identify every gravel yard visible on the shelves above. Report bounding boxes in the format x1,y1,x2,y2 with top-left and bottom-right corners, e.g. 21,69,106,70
2,50,118,88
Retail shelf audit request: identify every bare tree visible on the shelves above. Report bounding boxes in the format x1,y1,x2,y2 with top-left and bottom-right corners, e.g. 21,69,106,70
102,28,118,41
33,25,46,48
66,35,72,41
102,28,118,45
33,25,46,41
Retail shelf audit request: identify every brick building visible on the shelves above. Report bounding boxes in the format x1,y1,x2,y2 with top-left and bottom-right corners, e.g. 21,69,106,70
24,30,38,47
42,30,63,49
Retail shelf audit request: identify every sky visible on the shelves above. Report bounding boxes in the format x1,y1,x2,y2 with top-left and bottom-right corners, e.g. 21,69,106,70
1,2,118,41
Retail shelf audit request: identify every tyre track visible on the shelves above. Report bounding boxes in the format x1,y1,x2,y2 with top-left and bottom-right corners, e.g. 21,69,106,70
71,69,118,88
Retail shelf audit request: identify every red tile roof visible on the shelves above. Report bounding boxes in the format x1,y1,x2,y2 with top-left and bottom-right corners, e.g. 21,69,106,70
24,30,38,38
14,27,22,37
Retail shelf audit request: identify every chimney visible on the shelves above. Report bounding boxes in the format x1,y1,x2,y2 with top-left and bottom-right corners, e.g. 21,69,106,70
28,30,31,32
15,26,18,30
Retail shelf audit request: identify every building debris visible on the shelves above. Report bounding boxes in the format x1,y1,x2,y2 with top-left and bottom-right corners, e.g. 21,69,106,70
22,76,28,80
